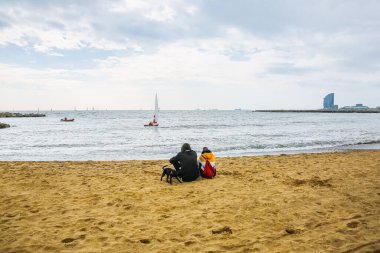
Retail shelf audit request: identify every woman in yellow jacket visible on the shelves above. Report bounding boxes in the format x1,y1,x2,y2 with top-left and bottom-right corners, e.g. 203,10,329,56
198,147,216,178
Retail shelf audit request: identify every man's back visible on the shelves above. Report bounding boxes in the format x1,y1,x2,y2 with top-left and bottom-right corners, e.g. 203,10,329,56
170,149,199,182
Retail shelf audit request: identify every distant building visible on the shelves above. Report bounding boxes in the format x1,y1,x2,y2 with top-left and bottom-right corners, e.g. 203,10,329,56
321,93,375,111
340,104,369,110
323,93,337,109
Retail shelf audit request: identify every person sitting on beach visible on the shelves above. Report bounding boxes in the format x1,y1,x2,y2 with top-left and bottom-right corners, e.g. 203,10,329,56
198,147,216,178
169,143,199,182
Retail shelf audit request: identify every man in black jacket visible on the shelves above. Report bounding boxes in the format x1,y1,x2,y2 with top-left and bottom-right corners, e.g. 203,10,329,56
169,143,199,182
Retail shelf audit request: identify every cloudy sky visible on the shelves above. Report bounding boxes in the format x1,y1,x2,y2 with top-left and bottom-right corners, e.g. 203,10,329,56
0,0,379,110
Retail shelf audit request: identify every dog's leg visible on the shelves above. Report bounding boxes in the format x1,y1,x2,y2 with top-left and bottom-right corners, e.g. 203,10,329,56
166,173,170,182
161,170,166,181
170,174,173,184
175,176,182,183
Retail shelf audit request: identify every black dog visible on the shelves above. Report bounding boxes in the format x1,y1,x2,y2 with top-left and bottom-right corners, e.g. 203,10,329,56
161,165,182,184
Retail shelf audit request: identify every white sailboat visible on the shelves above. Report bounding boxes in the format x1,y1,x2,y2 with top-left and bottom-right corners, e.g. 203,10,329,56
144,94,159,127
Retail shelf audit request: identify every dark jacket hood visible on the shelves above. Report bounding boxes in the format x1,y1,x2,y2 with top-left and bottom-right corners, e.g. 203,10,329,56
181,143,191,152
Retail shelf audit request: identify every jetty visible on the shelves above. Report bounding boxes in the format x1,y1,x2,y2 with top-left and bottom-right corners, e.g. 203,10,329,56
0,112,46,118
254,109,380,113
0,123,10,129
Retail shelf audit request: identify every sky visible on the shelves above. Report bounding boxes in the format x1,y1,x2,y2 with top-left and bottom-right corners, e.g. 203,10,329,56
0,0,379,110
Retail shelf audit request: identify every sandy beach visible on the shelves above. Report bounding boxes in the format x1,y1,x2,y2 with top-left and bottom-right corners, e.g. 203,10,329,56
0,150,379,253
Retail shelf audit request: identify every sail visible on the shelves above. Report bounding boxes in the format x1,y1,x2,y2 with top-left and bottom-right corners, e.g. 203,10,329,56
154,93,159,123
144,93,159,126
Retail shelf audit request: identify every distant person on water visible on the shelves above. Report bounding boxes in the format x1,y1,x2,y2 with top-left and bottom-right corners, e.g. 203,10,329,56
169,143,199,182
198,147,216,178
148,115,157,126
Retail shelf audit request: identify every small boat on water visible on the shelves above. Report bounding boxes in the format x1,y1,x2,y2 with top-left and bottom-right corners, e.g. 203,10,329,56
144,94,159,127
61,118,75,122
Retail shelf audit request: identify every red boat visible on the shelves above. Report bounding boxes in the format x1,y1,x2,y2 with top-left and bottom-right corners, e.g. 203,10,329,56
61,118,75,122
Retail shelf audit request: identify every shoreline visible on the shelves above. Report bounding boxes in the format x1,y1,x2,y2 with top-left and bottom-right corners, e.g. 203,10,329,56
1,144,379,162
1,150,379,252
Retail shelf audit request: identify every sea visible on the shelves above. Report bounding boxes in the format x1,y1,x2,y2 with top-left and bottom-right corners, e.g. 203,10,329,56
1,110,379,161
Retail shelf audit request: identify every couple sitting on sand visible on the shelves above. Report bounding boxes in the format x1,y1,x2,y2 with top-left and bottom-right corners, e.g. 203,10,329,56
169,143,216,182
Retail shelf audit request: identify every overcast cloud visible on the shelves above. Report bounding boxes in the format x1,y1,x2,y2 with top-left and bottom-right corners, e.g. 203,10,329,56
0,0,379,110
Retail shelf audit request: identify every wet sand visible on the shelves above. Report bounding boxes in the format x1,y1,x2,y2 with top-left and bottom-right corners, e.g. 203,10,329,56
1,151,379,252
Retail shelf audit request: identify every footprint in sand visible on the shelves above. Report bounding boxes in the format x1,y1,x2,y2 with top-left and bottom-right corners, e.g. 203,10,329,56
184,241,196,246
92,226,105,232
347,221,360,228
61,234,86,244
123,204,133,210
5,213,18,218
44,245,57,251
98,236,108,242
61,238,76,243
285,227,301,234
212,226,233,235
139,239,151,244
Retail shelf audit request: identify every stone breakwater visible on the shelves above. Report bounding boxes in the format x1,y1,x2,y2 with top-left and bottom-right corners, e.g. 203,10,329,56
254,109,380,113
0,112,45,117
0,123,10,129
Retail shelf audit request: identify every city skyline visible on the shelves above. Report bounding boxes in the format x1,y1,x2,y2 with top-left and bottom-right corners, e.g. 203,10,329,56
1,0,380,110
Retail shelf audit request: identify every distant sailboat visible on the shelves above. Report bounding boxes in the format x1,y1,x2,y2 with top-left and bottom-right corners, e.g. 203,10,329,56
144,94,159,127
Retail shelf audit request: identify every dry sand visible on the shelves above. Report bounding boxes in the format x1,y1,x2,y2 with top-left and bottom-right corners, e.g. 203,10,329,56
1,150,379,253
